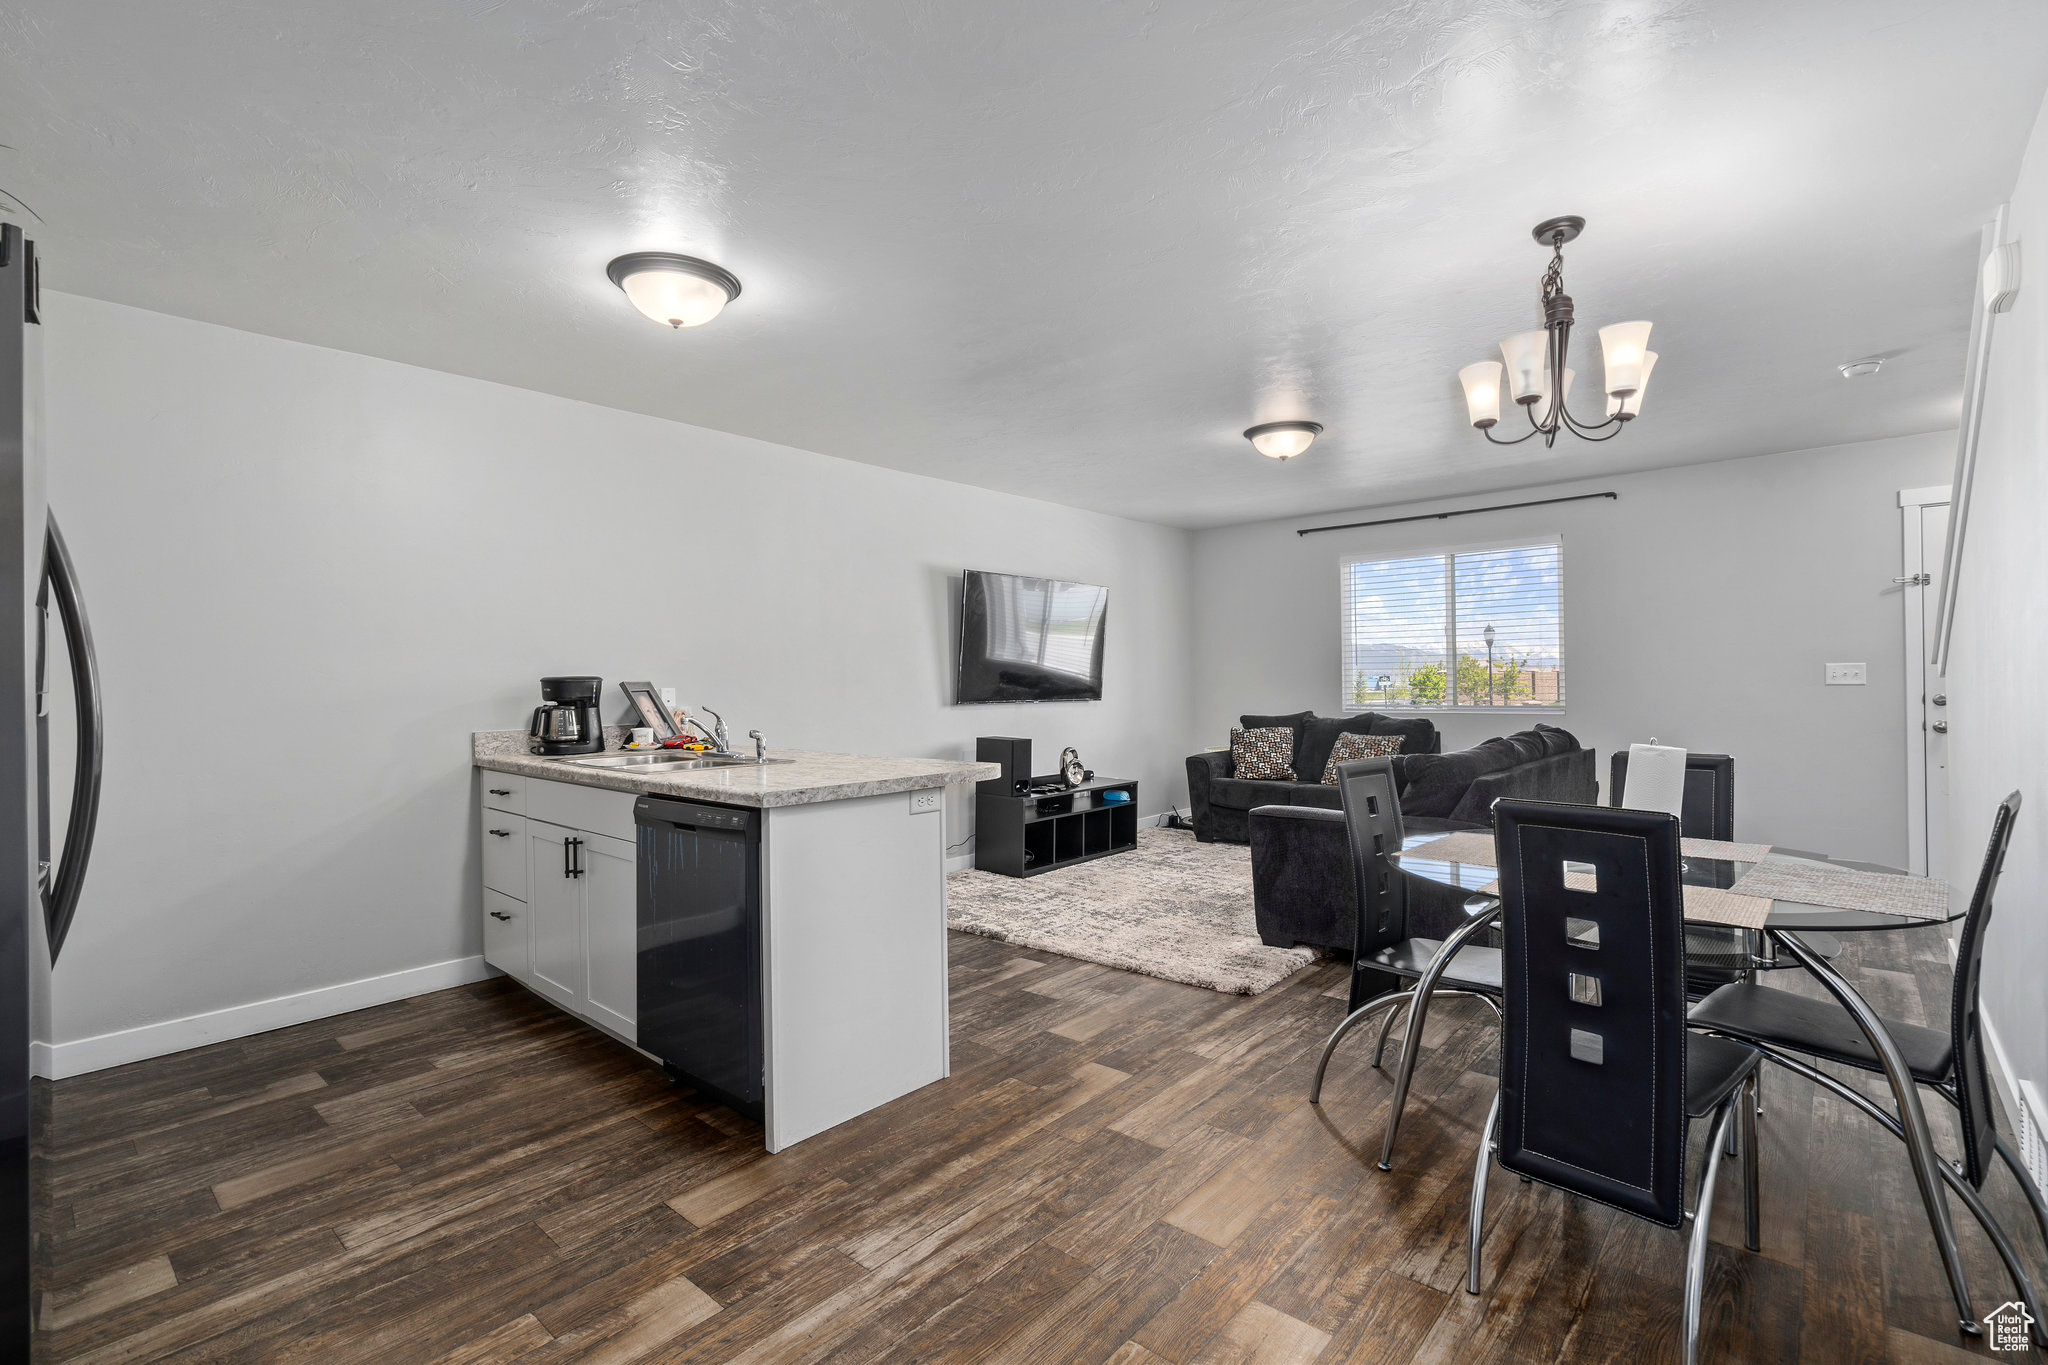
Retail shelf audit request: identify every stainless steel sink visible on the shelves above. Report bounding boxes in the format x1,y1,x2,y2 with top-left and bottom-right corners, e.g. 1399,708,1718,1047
566,752,792,770
564,752,699,769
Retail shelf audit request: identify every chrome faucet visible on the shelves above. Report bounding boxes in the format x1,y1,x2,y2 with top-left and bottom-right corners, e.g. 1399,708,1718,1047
749,729,766,763
700,706,730,754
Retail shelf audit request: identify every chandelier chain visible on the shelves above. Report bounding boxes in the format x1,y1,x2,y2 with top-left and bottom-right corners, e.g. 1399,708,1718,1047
1540,236,1566,306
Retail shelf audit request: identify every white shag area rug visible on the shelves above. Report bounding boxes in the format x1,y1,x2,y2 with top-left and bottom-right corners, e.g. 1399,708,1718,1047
945,827,1318,995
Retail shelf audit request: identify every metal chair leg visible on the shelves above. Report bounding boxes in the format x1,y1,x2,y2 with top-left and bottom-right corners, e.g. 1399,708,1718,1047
1684,1101,1738,1365
1376,909,1501,1172
1776,931,1981,1336
1372,1006,1400,1068
1378,983,1438,1171
1947,1163,2048,1349
1308,989,1414,1104
1741,1072,1761,1253
1734,1042,2040,1348
1467,1089,1500,1295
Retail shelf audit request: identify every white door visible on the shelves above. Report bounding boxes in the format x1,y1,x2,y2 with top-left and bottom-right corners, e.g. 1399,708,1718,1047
580,832,639,1036
1902,489,1952,876
527,819,585,1010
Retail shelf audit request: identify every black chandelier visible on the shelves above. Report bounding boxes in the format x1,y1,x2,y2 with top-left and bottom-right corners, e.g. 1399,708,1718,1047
1457,216,1656,447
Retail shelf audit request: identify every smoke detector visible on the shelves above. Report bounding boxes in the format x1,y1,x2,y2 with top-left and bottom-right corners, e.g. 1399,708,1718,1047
1838,357,1884,379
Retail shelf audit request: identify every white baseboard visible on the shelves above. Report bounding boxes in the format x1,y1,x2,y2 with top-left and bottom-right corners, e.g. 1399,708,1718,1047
943,810,1178,876
1982,1006,2026,1133
33,955,496,1080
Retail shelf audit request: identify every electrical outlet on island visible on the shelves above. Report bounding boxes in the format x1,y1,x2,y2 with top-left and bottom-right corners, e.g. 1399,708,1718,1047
910,790,942,814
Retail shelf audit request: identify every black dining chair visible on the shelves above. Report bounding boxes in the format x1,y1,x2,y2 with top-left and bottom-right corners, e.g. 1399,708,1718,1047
1610,750,1735,840
1308,757,1503,1172
1611,750,1759,995
1610,750,1840,992
1689,792,2048,1345
1466,799,1761,1365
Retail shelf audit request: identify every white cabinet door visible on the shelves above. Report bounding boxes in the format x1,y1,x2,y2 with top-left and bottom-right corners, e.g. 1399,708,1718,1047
580,832,638,1037
527,819,585,1011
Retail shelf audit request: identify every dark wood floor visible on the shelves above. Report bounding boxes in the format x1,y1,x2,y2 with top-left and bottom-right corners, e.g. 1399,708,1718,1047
33,928,2046,1363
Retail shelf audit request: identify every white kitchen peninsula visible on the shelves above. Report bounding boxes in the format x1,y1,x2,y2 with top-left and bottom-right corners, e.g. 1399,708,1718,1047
473,730,998,1151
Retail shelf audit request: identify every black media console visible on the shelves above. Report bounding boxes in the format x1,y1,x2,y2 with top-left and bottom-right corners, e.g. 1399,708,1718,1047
974,775,1139,877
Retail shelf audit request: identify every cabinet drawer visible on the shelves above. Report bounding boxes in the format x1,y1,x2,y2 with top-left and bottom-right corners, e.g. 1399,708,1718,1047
527,777,637,842
483,888,528,977
479,772,525,814
481,813,527,900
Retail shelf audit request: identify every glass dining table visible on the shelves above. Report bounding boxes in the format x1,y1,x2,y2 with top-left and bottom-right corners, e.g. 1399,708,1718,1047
1391,832,2009,1339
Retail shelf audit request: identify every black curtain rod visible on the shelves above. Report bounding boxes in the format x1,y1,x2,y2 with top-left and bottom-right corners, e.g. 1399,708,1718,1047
1296,490,1618,537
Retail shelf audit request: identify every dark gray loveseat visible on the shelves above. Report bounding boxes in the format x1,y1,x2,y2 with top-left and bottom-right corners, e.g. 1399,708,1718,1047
1185,711,1442,844
1246,726,1597,952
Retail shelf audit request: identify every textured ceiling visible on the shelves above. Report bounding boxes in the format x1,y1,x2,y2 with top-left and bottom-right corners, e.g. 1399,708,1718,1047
3,1,2045,528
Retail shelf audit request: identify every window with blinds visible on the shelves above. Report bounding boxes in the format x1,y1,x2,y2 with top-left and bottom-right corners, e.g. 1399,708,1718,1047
1340,540,1564,712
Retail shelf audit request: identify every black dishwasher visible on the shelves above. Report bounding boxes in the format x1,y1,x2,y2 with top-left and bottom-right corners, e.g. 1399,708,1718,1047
635,795,763,1117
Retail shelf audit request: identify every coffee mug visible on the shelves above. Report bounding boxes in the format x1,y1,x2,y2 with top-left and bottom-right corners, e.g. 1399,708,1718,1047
630,727,655,748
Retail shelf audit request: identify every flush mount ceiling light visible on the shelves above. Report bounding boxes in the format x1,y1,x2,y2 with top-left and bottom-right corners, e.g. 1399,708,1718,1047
605,252,742,329
1838,356,1884,378
1456,217,1657,447
1244,420,1323,460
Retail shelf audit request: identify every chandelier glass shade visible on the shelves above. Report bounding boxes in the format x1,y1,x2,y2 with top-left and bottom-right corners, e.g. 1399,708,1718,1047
1458,218,1655,446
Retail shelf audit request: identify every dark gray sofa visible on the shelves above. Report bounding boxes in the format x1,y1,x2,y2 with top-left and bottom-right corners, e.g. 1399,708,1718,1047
1185,711,1442,844
1247,726,1597,952
1397,724,1596,824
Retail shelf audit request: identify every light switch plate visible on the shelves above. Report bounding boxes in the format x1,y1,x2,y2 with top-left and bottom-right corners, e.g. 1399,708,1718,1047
910,790,942,814
1825,662,1867,686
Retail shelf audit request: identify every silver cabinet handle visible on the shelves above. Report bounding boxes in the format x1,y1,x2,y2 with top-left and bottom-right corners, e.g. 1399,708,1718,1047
40,512,101,966
489,910,513,921
1932,721,1949,733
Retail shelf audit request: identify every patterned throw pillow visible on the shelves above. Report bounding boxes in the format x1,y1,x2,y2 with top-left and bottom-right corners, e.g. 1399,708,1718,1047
1230,727,1297,781
1321,731,1404,783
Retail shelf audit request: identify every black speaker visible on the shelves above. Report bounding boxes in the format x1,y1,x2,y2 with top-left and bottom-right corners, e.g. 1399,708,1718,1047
976,736,1031,796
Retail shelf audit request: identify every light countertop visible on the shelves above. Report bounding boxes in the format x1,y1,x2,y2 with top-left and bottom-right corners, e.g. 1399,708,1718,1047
472,729,999,809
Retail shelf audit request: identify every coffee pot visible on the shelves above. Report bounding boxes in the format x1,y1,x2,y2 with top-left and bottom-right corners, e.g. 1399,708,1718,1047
529,675,605,756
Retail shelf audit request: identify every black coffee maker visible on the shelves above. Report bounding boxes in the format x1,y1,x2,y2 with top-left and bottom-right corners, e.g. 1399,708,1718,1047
530,676,605,755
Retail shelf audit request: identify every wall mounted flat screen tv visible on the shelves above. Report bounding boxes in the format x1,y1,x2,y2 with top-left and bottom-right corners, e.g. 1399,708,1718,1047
957,569,1107,704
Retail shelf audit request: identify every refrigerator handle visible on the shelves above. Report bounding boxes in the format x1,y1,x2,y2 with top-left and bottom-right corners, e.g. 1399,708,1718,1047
39,512,101,963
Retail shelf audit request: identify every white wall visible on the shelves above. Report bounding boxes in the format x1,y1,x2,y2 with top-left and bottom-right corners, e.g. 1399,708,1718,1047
1947,87,2048,1111
1191,432,1954,865
40,292,1193,1063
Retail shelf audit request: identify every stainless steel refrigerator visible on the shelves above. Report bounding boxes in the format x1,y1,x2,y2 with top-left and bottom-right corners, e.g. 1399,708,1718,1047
1,219,104,1355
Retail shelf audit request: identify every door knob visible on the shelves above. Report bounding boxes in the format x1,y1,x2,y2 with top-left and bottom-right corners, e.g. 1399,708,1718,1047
1932,694,1947,706
1932,721,1949,733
